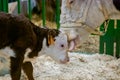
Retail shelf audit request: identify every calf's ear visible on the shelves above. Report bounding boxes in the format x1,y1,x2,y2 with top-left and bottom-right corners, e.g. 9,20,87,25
48,35,54,45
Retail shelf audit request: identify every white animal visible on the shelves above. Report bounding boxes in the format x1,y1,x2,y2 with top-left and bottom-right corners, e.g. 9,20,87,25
60,0,120,50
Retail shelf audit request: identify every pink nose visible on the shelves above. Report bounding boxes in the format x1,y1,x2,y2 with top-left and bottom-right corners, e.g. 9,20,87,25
66,57,69,62
60,57,69,64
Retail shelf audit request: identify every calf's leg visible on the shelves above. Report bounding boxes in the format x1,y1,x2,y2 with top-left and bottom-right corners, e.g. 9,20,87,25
22,62,34,80
10,56,23,80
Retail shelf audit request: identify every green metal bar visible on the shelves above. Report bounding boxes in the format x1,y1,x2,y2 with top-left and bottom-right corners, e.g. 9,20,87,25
99,36,105,54
115,20,120,58
17,0,21,14
3,0,6,12
99,22,105,54
0,0,3,11
3,0,8,12
6,0,8,12
42,0,46,27
28,0,32,19
105,20,115,56
105,38,114,55
56,0,60,29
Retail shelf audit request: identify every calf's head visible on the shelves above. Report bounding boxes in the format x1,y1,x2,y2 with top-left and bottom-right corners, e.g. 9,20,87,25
42,30,69,64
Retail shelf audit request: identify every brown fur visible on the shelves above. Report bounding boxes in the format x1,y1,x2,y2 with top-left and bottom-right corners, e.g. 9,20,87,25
0,12,60,80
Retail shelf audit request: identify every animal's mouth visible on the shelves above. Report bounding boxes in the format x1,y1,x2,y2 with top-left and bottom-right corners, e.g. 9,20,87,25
68,35,80,51
68,39,76,51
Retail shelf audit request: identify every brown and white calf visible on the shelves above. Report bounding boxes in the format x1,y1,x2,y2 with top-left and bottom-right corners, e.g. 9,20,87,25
0,12,69,80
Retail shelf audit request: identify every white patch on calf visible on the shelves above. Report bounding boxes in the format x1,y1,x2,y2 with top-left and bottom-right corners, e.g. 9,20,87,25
0,51,11,75
0,47,16,58
24,48,32,58
23,48,36,63
0,47,16,74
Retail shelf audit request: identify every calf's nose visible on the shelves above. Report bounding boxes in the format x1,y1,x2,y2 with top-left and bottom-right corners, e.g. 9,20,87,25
60,57,69,64
66,57,69,62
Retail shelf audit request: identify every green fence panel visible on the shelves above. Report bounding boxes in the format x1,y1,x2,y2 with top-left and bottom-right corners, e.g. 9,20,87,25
100,20,120,58
0,0,8,12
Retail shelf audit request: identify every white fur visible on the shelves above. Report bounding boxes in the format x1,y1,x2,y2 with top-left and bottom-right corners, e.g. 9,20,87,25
0,47,16,71
40,33,69,63
60,0,120,48
0,47,14,74
0,47,16,58
23,48,37,62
